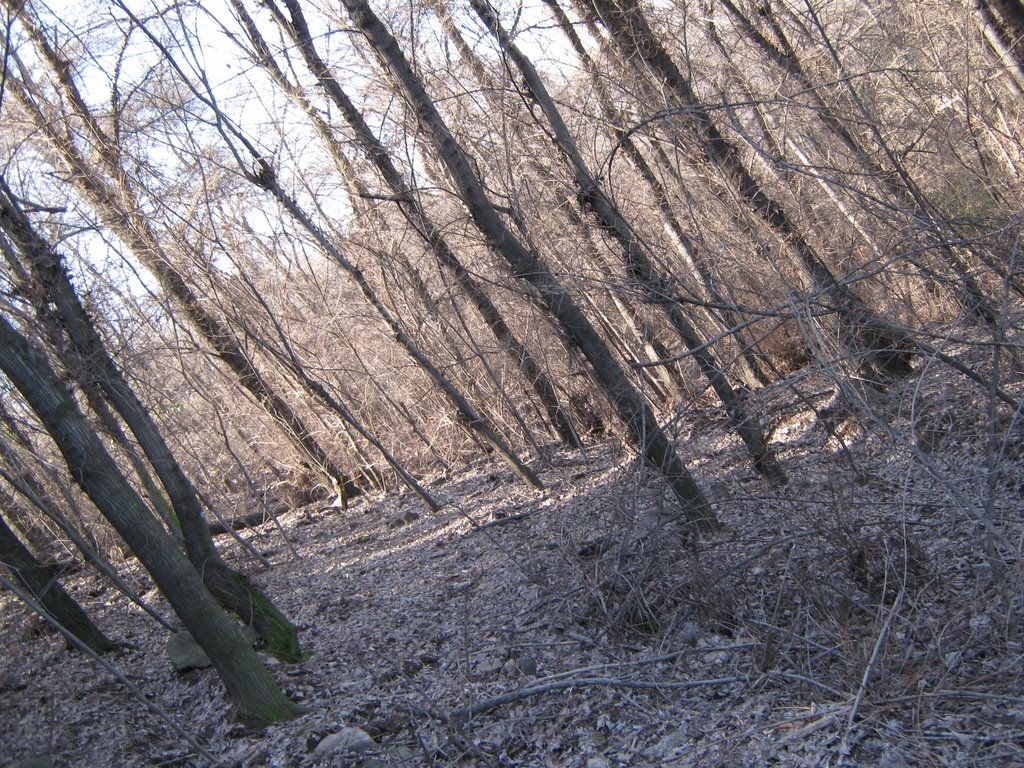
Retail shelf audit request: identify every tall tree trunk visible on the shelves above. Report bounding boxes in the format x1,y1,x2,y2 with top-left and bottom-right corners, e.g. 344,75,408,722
471,0,786,484
975,0,1024,92
0,181,303,661
0,312,299,726
3,2,358,503
541,0,771,389
243,0,582,450
108,0,544,491
0,509,119,654
242,156,545,490
340,0,717,527
578,0,915,378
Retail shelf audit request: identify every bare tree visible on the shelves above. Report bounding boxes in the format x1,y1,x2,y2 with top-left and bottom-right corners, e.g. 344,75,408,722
0,311,299,725
239,0,583,450
2,0,360,501
974,0,1024,92
576,0,915,379
540,0,772,388
0,177,304,659
340,0,718,527
469,0,785,484
0,507,119,654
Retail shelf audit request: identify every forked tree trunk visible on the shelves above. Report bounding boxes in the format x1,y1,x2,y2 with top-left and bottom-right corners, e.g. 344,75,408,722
340,0,718,528
0,313,299,726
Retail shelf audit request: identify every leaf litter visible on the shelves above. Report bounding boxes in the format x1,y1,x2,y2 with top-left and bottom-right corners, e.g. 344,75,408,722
2,338,1024,767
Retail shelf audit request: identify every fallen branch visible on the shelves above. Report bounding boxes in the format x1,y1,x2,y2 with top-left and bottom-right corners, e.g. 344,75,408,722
450,675,743,721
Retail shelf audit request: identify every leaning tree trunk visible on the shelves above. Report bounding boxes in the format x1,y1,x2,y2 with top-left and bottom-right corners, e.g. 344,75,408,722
470,0,786,485
0,313,299,726
540,0,770,388
110,0,543,491
0,179,303,662
2,5,358,502
578,0,914,379
340,0,717,528
245,0,582,450
0,509,119,654
975,0,1024,93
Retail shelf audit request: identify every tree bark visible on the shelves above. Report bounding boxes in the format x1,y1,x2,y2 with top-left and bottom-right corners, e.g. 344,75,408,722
0,509,119,654
2,2,358,503
975,0,1024,92
0,312,299,726
471,0,785,484
578,0,915,378
246,0,582,450
0,181,303,661
340,0,717,527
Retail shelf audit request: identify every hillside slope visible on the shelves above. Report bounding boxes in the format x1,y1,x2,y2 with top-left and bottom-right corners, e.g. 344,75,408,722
2,346,1023,767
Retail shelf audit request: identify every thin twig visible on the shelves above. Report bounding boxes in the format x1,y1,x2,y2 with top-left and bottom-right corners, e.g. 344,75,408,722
841,587,903,753
530,644,759,687
767,670,849,699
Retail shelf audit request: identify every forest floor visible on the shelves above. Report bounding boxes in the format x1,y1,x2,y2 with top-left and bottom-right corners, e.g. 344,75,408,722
2,341,1024,767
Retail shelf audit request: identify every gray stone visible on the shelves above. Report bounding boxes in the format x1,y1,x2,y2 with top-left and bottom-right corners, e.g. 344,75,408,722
313,726,376,757
13,758,54,768
167,630,212,671
167,626,259,672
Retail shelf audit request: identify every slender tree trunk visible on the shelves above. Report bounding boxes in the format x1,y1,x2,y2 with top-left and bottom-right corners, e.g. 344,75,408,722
0,479,53,559
578,0,915,378
471,0,785,483
733,0,1015,310
2,5,358,502
242,0,582,450
0,509,120,654
0,180,303,662
242,156,545,490
427,0,737,398
110,0,542,491
974,0,1024,93
0,313,299,726
342,337,456,474
542,0,770,388
235,306,444,511
796,0,1005,317
340,0,717,527
0,452,177,632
